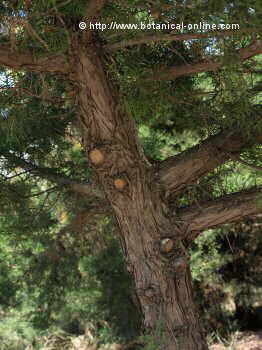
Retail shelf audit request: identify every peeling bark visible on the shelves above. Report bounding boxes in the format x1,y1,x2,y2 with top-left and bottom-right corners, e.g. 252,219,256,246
158,130,262,198
83,0,108,41
2,16,261,349
175,187,262,244
72,37,208,350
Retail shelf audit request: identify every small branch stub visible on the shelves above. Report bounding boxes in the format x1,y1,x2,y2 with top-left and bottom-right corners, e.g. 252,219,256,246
173,257,188,272
160,238,174,253
114,178,127,191
89,148,104,165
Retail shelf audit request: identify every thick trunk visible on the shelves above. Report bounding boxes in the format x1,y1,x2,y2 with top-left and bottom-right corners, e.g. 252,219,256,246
111,180,208,350
109,173,208,350
72,39,208,350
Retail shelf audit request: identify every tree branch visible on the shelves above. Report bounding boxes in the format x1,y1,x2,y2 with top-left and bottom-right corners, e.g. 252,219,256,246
175,187,262,244
106,28,257,51
83,0,107,40
0,44,70,74
152,40,262,80
56,204,111,242
85,0,107,18
1,152,104,199
45,205,112,261
158,129,262,198
228,153,262,172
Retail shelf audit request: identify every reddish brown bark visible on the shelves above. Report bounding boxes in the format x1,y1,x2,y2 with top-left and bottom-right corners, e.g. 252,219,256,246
72,36,208,350
175,187,262,244
1,19,262,349
85,0,107,18
106,28,258,50
158,130,262,198
0,44,69,74
153,40,262,80
84,0,108,40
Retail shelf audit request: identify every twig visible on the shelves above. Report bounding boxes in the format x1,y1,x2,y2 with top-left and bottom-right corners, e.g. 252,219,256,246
20,19,50,51
25,185,60,198
229,152,262,172
105,28,258,51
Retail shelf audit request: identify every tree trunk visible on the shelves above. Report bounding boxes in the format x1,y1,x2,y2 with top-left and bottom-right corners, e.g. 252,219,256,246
113,190,208,350
73,39,208,350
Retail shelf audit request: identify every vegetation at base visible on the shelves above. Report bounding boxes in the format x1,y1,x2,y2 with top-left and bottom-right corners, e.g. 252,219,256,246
0,0,261,348
0,213,261,349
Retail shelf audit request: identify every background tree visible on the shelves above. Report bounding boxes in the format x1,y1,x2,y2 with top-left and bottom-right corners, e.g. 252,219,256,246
0,1,261,349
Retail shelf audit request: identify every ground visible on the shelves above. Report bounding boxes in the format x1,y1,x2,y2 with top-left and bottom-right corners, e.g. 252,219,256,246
28,330,262,349
209,331,262,350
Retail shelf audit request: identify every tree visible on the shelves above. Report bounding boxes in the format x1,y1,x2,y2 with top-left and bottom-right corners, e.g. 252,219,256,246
0,1,261,349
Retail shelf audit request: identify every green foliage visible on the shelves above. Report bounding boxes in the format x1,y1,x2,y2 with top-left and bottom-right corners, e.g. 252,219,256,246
139,125,199,160
0,212,140,346
139,319,166,350
191,216,262,337
0,312,37,350
50,235,141,342
0,1,261,348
